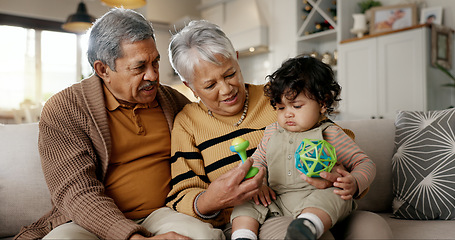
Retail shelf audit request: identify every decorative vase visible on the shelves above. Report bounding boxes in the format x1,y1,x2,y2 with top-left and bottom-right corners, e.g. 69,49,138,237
350,13,367,38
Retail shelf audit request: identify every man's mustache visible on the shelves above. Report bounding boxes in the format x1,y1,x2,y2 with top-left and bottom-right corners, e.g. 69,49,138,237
139,81,158,91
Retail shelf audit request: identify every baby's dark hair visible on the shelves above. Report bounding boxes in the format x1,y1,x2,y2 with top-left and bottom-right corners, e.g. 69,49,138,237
264,55,341,115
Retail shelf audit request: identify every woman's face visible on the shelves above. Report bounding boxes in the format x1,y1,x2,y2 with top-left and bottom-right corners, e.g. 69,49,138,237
188,54,246,116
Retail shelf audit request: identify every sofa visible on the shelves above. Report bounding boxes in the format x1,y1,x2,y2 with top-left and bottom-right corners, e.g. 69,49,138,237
1,116,454,239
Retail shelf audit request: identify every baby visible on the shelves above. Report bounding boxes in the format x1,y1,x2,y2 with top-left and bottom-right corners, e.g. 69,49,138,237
230,56,376,240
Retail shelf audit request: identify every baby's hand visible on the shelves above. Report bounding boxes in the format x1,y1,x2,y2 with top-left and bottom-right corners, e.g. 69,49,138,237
333,168,358,200
253,184,276,207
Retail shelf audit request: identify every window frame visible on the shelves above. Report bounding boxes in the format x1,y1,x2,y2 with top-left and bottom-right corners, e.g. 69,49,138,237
0,13,87,109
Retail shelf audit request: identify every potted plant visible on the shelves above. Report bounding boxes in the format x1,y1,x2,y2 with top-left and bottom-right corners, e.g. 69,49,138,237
436,63,455,88
435,63,455,108
358,0,382,14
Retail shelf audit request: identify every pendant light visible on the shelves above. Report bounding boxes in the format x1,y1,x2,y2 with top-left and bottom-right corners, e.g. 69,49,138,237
62,1,95,34
100,0,146,9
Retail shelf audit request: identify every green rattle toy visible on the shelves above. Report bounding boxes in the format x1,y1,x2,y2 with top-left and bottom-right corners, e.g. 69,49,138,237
230,137,259,179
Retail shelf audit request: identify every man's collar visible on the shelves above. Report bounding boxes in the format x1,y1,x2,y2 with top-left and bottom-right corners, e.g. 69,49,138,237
103,84,122,111
102,84,158,111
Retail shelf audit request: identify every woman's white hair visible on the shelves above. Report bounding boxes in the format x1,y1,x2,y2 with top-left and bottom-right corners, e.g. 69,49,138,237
168,20,237,84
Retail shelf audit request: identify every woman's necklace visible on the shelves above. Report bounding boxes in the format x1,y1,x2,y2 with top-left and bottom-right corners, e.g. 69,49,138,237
208,90,249,127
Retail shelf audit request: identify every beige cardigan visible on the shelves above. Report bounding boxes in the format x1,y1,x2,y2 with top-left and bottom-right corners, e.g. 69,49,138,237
14,75,189,240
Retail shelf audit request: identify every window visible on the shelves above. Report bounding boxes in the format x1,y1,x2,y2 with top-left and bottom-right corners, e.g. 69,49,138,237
0,25,92,110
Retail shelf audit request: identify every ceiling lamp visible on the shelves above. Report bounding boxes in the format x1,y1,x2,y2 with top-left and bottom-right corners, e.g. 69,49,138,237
100,0,146,9
62,1,95,34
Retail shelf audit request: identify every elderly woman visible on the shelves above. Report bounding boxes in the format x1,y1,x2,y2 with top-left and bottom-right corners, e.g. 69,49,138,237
166,20,392,239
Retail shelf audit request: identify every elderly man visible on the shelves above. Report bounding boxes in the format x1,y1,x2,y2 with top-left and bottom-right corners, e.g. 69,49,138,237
14,8,225,240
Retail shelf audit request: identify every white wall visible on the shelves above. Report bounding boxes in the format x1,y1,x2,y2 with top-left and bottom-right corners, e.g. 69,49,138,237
146,0,200,24
145,0,201,85
238,0,298,85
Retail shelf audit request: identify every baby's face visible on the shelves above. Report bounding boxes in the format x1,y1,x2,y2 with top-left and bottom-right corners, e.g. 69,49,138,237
276,92,326,132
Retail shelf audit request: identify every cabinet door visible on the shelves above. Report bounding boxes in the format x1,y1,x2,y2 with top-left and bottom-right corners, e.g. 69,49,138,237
377,28,426,119
338,38,378,120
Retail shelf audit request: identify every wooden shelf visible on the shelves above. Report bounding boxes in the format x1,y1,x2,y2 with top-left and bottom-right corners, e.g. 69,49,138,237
340,24,428,44
297,29,337,42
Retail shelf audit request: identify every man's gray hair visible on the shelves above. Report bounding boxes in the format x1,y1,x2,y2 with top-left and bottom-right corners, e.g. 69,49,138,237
168,20,236,84
87,8,155,71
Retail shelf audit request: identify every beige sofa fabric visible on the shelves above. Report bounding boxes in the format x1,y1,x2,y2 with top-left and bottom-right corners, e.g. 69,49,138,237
1,119,454,239
0,123,52,238
337,119,396,212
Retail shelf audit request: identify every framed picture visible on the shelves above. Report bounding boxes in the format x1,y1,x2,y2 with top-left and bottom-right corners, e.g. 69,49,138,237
370,4,417,35
432,24,453,69
420,6,443,25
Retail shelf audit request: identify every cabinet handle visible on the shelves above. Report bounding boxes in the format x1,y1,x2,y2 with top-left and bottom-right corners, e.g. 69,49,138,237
371,116,376,119
379,116,384,119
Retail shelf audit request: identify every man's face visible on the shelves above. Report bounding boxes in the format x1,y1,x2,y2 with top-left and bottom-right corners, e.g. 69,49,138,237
103,38,160,104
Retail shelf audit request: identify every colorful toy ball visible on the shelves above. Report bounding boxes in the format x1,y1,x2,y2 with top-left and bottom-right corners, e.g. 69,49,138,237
295,139,337,177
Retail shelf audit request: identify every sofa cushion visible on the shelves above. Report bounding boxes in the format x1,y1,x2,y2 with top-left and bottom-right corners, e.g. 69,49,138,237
378,213,455,239
392,109,455,220
337,119,396,212
0,123,52,238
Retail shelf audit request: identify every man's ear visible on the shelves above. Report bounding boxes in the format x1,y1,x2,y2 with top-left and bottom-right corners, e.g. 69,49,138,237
94,60,110,82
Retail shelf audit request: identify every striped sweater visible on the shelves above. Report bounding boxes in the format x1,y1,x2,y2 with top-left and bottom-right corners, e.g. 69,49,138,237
166,84,277,226
251,122,376,196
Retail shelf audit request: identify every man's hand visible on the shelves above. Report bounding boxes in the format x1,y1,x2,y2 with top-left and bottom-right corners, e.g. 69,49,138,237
196,158,266,215
130,232,191,239
333,168,358,200
253,184,276,207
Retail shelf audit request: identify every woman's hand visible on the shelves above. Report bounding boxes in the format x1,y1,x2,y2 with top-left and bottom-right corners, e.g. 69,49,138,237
196,158,266,215
253,184,276,207
299,163,345,189
333,168,358,200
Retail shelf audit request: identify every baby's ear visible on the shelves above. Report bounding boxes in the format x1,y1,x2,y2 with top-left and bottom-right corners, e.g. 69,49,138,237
320,105,327,114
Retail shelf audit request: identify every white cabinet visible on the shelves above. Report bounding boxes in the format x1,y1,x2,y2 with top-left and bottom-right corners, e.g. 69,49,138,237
337,36,378,120
338,26,451,120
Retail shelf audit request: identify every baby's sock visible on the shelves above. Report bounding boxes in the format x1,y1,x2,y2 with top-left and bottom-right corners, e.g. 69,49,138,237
231,229,258,240
297,212,324,239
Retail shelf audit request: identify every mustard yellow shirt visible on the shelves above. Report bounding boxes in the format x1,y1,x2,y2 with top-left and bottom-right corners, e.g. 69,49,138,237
103,84,171,219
